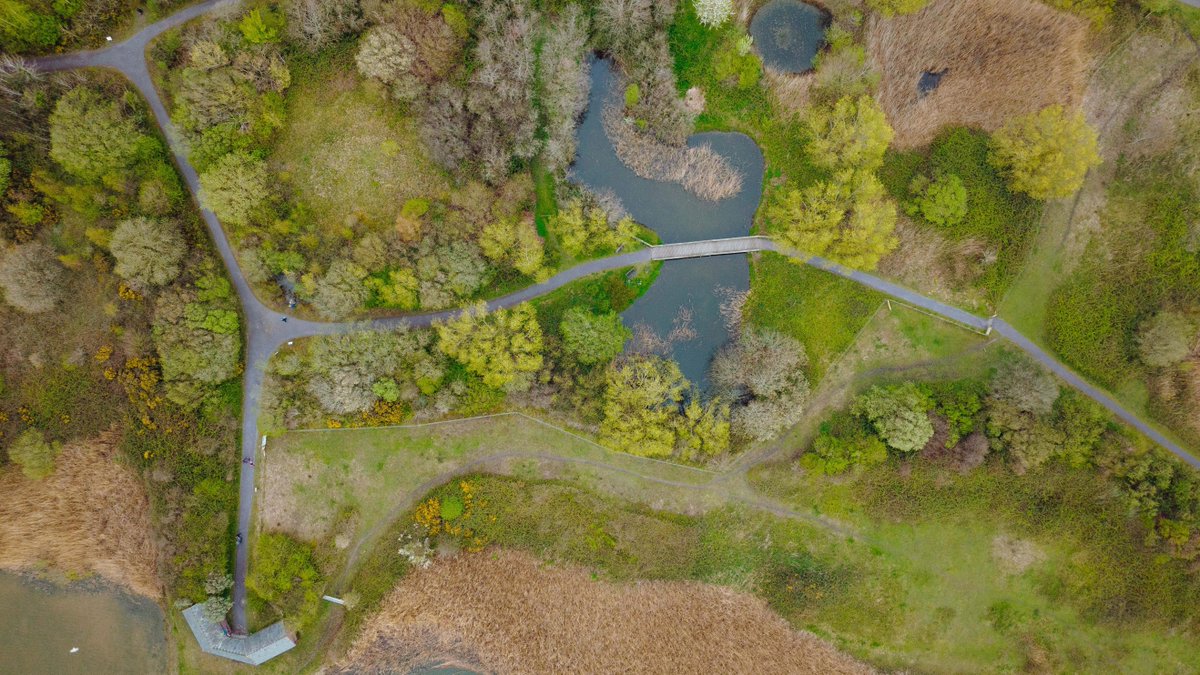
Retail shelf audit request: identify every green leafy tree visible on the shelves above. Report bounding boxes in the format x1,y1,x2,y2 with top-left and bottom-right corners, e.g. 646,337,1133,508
49,87,146,182
198,152,271,228
852,382,934,453
675,396,731,460
989,105,1100,200
806,94,893,172
865,0,928,16
480,217,547,279
559,308,631,366
153,286,241,407
0,0,60,51
548,200,636,258
8,428,60,479
601,355,688,457
109,217,186,287
1136,311,1198,369
240,8,285,44
248,532,321,611
436,302,544,391
769,169,898,270
313,258,369,319
906,173,967,227
0,241,66,314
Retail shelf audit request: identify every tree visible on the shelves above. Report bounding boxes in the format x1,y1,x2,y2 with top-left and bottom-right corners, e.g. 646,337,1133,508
852,382,934,453
0,0,60,51
0,242,66,313
8,429,60,479
306,330,411,414
1136,311,1198,369
198,153,270,228
479,217,547,278
547,200,635,257
49,87,146,182
538,5,591,173
675,396,731,459
865,0,928,16
906,173,967,228
109,217,186,287
436,302,544,391
286,0,363,52
989,105,1100,200
694,0,733,27
985,358,1063,473
710,329,810,441
312,258,369,319
769,169,898,270
601,355,688,457
202,595,233,623
153,287,241,407
355,24,421,101
239,8,285,44
560,308,631,365
990,358,1059,416
806,95,893,172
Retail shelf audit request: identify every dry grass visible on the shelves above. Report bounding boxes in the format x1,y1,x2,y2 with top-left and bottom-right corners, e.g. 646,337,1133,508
877,216,992,311
336,549,874,674
0,431,160,597
602,106,744,201
869,0,1088,148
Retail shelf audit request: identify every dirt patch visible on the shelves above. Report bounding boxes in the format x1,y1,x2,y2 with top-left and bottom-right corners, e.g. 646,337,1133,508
335,549,873,674
991,535,1045,575
0,431,160,598
259,442,340,542
869,0,1087,148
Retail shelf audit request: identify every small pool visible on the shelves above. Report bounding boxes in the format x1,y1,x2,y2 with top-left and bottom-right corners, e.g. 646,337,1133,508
749,0,830,73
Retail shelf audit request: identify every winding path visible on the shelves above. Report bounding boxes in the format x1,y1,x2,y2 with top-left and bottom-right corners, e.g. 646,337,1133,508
25,0,1200,637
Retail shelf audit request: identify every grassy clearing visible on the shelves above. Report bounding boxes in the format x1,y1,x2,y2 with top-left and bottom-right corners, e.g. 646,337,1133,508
271,48,449,230
745,252,882,383
260,414,720,549
749,459,1200,672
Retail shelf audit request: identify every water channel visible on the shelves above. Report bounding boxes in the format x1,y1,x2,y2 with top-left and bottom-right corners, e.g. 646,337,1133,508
571,57,765,387
0,571,167,673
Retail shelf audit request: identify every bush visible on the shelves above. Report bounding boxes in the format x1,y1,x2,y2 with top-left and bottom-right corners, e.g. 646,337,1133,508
559,308,631,366
694,0,732,26
906,173,967,228
852,382,934,453
990,105,1100,200
248,532,322,613
1136,311,1198,369
239,8,285,44
7,428,60,479
865,0,928,15
109,217,186,287
0,241,66,314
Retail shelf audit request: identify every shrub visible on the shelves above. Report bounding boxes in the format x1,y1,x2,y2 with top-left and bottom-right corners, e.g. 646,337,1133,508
0,241,66,314
0,141,10,196
8,429,60,479
560,308,631,366
801,427,888,475
1136,311,1198,369
694,0,732,26
109,217,186,287
989,105,1100,200
624,83,640,108
906,173,967,228
248,532,322,612
0,0,60,51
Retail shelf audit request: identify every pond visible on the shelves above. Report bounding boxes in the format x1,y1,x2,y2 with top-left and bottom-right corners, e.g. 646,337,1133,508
572,57,764,388
749,0,830,73
0,572,167,674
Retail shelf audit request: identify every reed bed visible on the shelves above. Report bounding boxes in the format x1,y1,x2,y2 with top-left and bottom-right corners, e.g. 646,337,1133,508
0,432,159,597
602,106,744,201
869,0,1087,148
337,549,874,674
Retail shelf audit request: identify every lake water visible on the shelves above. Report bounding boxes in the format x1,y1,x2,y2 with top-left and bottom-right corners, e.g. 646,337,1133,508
749,0,829,73
0,572,167,674
572,57,765,387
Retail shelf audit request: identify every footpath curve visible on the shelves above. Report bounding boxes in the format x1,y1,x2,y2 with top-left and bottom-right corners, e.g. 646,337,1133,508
25,1,1200,637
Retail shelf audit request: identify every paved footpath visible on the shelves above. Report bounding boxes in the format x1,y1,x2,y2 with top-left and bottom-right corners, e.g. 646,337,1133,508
26,0,1200,634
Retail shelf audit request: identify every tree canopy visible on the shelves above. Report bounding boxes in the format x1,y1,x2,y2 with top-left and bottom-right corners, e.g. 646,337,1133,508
559,308,631,366
989,105,1101,200
109,217,187,287
768,169,898,270
806,94,893,172
437,302,544,391
49,86,147,182
0,241,66,314
852,382,934,453
198,152,271,228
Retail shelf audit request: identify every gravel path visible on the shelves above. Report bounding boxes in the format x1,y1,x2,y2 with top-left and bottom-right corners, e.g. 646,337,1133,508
26,0,1200,636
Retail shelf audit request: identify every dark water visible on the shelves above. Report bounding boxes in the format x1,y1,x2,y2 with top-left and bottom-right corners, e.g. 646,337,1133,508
0,572,167,674
571,58,764,387
749,0,829,73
